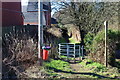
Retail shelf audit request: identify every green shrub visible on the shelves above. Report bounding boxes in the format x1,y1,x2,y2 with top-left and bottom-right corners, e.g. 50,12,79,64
109,30,120,50
59,38,66,43
89,29,120,66
84,32,95,52
91,30,105,53
91,29,120,52
94,30,105,43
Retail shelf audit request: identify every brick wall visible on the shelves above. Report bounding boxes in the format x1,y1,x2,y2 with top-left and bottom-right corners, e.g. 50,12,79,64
2,2,23,27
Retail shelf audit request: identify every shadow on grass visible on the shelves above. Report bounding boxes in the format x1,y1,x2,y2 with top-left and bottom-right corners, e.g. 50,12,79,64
115,61,120,75
55,58,82,64
116,61,120,69
47,66,114,79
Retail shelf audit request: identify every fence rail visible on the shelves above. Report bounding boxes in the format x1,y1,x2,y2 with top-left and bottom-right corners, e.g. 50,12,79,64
58,43,84,60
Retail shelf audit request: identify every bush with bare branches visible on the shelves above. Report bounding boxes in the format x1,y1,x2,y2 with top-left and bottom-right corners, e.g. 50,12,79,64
2,26,38,79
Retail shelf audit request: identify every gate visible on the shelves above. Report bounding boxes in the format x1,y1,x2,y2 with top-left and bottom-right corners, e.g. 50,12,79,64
58,43,84,60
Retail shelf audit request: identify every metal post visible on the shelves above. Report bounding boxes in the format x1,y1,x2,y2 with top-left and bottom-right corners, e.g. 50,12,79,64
38,1,44,66
39,1,50,60
79,45,81,61
104,21,108,67
0,2,2,79
58,44,61,59
38,1,44,59
67,44,69,61
81,45,83,60
74,44,76,62
38,0,43,59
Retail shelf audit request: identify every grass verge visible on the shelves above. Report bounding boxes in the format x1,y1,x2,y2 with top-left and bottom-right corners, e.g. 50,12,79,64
79,59,120,78
43,59,72,77
79,59,107,72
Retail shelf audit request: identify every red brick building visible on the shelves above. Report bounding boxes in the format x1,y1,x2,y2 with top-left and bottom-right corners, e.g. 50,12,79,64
42,2,51,27
2,2,24,26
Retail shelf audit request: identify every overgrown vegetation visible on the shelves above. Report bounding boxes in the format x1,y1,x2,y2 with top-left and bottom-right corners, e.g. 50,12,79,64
2,26,38,78
43,26,63,58
79,59,107,73
116,60,120,69
84,29,120,66
84,32,95,52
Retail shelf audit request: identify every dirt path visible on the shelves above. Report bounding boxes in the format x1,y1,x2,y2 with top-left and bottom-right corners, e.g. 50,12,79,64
54,62,90,78
24,60,117,78
55,62,86,78
70,63,83,72
55,62,111,78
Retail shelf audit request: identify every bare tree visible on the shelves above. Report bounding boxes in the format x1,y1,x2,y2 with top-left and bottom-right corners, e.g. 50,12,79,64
52,2,119,33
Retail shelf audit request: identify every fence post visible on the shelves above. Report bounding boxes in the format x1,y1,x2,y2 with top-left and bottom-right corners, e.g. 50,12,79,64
58,44,61,59
81,45,84,60
67,44,69,61
79,45,81,60
104,21,108,67
74,44,76,62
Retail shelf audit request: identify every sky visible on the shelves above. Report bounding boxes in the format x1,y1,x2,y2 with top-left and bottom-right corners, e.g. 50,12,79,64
22,0,28,6
21,0,55,16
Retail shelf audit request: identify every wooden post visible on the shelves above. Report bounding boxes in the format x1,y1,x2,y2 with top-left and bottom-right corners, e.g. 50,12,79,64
104,21,108,67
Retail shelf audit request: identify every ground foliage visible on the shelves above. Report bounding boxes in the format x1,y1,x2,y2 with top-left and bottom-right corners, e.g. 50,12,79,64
42,59,120,78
